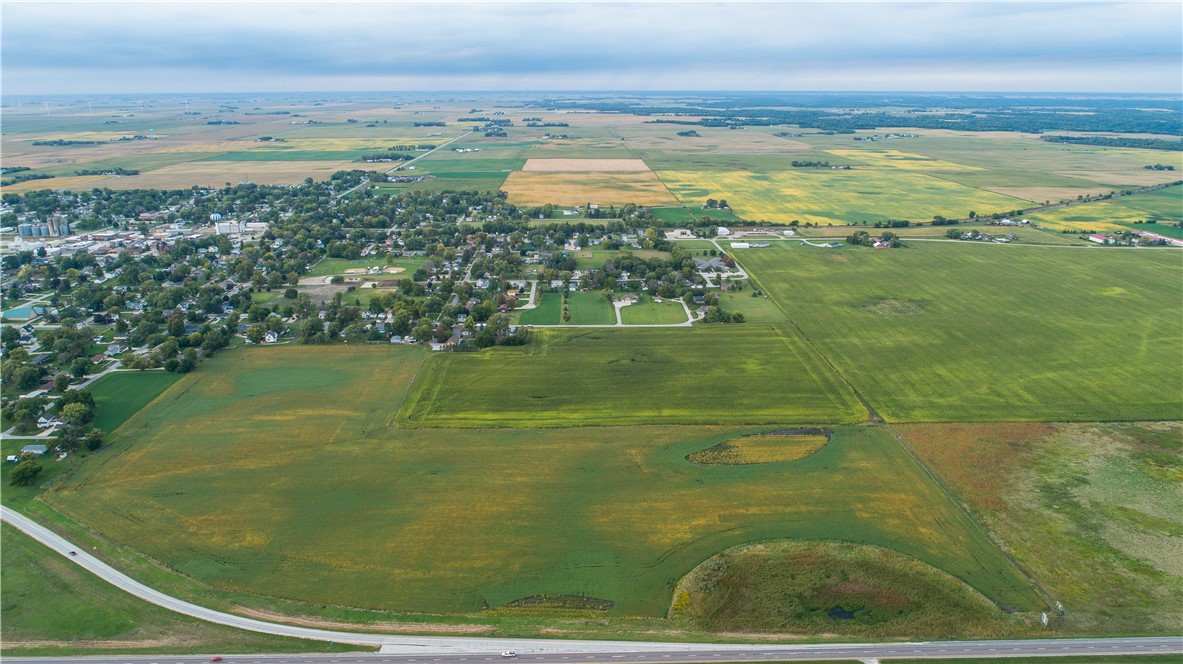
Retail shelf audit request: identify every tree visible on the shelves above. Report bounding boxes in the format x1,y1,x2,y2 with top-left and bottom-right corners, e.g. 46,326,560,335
53,373,70,392
69,357,92,378
9,459,42,486
60,402,91,425
246,325,266,344
83,428,105,451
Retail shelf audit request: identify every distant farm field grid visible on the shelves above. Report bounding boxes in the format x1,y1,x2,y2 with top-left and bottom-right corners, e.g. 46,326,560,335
522,158,651,172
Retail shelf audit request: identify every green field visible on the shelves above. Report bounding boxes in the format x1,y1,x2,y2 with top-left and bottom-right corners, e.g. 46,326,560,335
88,371,185,433
1026,185,1183,235
901,422,1183,635
564,291,617,324
619,296,689,325
305,256,424,278
517,291,561,324
399,326,866,427
44,347,1040,616
715,290,787,322
734,241,1183,422
0,525,352,656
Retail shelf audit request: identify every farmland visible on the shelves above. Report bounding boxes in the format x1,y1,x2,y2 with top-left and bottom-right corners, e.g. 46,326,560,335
1025,184,1183,235
656,168,1031,225
398,326,866,427
899,422,1183,635
43,348,1040,617
502,171,679,207
732,241,1183,422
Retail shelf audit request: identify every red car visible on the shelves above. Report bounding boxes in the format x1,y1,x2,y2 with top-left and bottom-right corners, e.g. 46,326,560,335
211,658,223,662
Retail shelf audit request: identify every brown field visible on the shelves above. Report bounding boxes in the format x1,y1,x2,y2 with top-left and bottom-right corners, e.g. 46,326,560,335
502,171,678,206
522,158,651,172
1,175,111,193
984,185,1116,202
54,160,392,190
1052,169,1183,186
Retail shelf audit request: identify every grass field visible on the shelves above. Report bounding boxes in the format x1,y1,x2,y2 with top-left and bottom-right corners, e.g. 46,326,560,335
0,525,355,656
672,540,1024,638
45,356,1041,616
900,421,1183,635
620,296,689,325
733,241,1183,422
517,292,562,325
564,291,616,324
656,168,1031,225
399,326,866,427
88,371,185,433
306,256,423,278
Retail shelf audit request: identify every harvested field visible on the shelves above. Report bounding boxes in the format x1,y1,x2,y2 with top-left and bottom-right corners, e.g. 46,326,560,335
522,158,651,172
502,171,678,207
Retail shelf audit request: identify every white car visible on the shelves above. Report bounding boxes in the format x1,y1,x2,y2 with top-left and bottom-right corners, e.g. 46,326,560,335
501,652,517,658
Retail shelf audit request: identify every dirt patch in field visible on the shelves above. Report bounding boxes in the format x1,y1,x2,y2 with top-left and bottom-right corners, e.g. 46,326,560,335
232,606,494,634
523,158,650,172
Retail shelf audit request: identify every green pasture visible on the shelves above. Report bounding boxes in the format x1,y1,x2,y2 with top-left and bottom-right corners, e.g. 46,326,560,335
89,371,184,434
619,296,688,325
733,241,1183,422
517,292,561,325
564,291,616,324
573,249,670,270
45,351,1040,615
0,525,346,656
715,290,787,322
399,325,866,427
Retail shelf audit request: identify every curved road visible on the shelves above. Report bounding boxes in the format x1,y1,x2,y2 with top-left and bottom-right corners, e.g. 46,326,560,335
2,507,1180,660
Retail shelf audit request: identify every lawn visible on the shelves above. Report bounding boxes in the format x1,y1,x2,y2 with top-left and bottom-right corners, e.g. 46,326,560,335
899,422,1183,636
733,241,1183,422
306,256,424,278
619,296,688,325
398,325,866,427
44,357,1040,617
88,371,184,433
517,291,561,325
564,290,616,325
657,168,1031,226
0,525,356,656
715,289,787,323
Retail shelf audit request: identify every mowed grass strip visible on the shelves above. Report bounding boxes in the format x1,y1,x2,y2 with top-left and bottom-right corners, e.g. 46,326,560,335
398,325,867,427
734,242,1183,422
89,371,184,433
47,401,1040,617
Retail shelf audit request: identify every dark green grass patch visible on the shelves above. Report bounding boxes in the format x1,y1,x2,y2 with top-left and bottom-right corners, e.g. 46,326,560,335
518,292,562,325
565,291,616,325
88,371,184,434
398,325,866,427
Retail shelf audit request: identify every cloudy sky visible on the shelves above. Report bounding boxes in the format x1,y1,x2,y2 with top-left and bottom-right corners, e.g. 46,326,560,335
3,1,1180,95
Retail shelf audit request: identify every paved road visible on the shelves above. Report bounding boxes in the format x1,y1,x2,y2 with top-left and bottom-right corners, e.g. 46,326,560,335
4,637,1181,663
2,507,1180,660
335,132,474,199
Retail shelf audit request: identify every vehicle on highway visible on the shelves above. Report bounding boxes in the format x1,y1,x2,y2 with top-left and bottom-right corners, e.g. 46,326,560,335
68,551,76,556
210,657,223,662
501,652,517,658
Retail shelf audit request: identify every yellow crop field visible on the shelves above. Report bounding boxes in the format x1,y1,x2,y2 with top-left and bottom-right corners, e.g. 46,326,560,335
1,174,110,193
503,171,678,206
828,149,985,172
656,168,1030,224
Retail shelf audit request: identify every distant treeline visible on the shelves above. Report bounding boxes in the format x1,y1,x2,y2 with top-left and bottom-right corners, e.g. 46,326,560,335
358,153,415,163
414,121,446,127
75,168,139,176
1,166,31,175
791,160,850,169
1,173,55,186
526,122,569,127
32,139,104,146
1041,135,1183,151
533,95,1183,136
207,120,242,125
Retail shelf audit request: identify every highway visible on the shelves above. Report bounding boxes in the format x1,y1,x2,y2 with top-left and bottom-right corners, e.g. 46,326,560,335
2,507,1180,661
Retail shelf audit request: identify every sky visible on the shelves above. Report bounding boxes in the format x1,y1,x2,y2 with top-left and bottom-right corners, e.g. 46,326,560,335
2,1,1181,95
